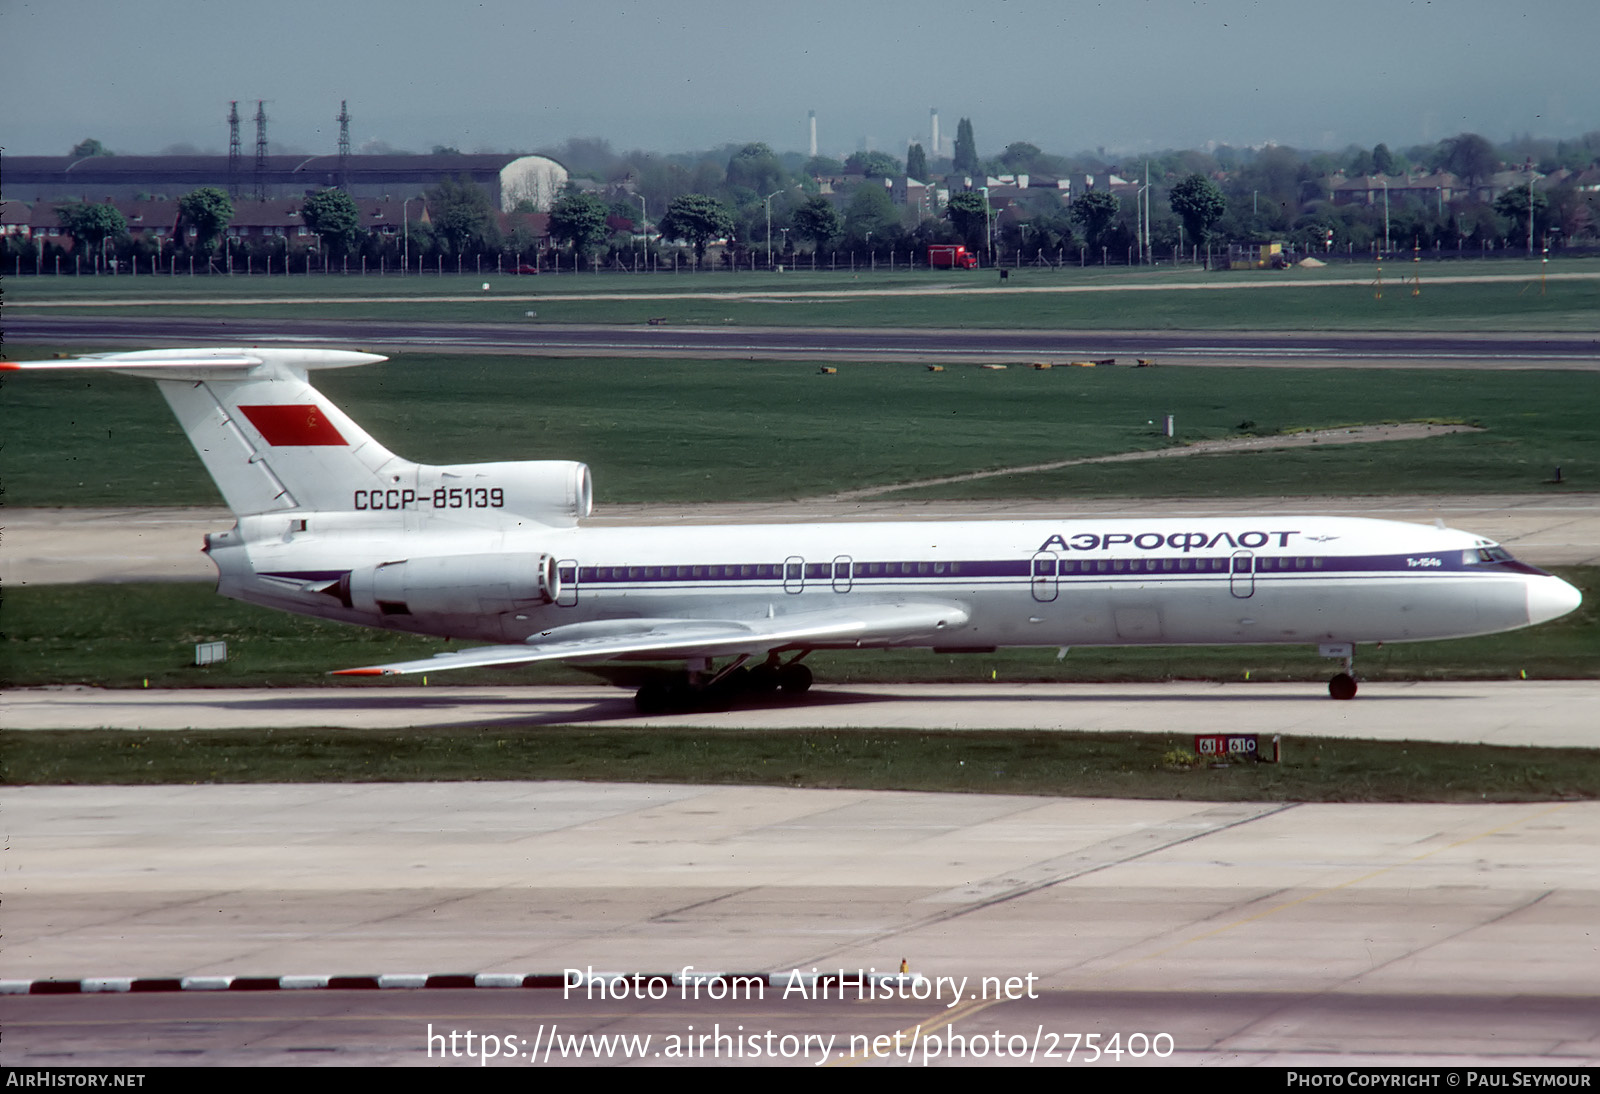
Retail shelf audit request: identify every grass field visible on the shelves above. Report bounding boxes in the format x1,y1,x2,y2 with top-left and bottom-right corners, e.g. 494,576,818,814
6,725,1598,801
4,351,1594,507
10,260,1600,330
3,569,1594,690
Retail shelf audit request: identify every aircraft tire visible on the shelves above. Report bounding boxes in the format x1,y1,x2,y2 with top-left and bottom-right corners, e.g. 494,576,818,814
779,663,813,694
1328,673,1358,700
748,664,782,693
697,668,749,712
635,681,672,714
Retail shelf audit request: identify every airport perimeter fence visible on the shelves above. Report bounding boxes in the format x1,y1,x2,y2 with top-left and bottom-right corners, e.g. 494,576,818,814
12,242,1598,278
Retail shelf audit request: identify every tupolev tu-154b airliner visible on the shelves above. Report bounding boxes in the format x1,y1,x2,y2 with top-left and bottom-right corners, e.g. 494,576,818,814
6,347,1580,709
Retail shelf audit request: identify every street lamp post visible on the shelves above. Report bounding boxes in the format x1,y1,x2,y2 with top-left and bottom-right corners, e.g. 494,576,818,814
764,190,784,269
1382,177,1390,256
402,198,411,275
978,185,993,266
636,194,648,268
1527,165,1537,257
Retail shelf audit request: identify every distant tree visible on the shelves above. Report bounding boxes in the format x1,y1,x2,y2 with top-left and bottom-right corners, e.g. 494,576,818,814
547,191,610,256
688,158,725,196
906,143,928,182
844,184,896,243
792,195,842,251
1493,183,1551,247
55,201,126,257
953,118,979,174
657,193,733,262
844,150,901,179
1227,145,1303,230
426,177,497,254
431,145,463,156
177,187,234,253
726,142,785,194
997,141,1043,174
1371,143,1395,175
502,213,546,261
402,216,439,259
1546,183,1597,244
1070,190,1120,257
300,189,361,257
944,190,989,250
539,137,621,179
804,155,845,177
608,195,645,228
70,138,112,159
1169,174,1227,260
1441,133,1499,186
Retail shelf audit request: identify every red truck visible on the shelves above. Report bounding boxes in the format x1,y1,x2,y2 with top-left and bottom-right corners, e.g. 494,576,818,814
926,244,979,269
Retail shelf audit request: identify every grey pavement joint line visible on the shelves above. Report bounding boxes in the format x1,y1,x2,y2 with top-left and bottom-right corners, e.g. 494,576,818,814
784,801,1298,972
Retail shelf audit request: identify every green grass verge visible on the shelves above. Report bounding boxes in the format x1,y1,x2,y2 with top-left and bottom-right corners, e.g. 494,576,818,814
1,263,1445,300
10,261,1600,330
4,726,1596,802
4,352,1594,506
4,570,1595,689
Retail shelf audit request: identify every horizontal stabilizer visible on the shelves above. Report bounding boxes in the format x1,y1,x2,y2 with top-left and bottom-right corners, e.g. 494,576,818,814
1,347,385,377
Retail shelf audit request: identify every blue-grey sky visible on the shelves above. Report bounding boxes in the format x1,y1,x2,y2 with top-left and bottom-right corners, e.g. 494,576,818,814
6,0,1596,160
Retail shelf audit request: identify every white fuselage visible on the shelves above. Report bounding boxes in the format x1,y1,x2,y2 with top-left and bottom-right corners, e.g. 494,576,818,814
207,511,1571,655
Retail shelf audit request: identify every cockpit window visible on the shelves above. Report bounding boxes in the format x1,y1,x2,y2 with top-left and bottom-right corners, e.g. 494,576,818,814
1467,546,1515,564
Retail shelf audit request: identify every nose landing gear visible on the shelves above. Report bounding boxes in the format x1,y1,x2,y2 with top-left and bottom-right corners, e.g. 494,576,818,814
1320,642,1358,700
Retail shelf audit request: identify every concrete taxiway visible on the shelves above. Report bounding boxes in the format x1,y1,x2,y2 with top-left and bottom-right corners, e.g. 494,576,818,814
4,782,1599,1064
6,681,1600,747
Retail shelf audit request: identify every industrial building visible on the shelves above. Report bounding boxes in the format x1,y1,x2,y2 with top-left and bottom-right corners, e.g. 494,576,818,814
3,153,568,212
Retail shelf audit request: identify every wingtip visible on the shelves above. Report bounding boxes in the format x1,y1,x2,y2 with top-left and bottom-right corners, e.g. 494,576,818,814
332,668,386,676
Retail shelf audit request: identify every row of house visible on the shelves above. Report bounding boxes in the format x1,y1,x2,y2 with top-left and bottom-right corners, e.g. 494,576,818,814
1319,167,1600,207
811,171,1085,230
823,163,1600,233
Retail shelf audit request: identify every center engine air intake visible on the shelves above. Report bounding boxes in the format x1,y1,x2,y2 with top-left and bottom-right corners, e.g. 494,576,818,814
420,460,593,526
339,553,560,617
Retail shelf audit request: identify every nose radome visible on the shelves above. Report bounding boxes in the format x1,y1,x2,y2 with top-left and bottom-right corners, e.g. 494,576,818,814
1527,575,1582,626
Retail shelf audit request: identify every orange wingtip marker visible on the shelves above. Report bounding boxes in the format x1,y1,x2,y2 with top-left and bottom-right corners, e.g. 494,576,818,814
333,668,386,676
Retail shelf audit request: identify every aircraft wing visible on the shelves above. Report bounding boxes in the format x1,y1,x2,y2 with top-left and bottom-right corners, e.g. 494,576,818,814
333,599,971,677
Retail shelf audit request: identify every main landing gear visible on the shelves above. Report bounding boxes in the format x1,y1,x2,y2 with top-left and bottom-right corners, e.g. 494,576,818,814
1320,642,1358,700
634,655,813,714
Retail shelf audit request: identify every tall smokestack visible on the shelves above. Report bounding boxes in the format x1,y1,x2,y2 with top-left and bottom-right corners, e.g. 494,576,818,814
808,109,817,158
930,107,939,159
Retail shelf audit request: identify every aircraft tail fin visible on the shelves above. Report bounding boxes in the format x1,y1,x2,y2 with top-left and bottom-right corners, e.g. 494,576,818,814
3,348,406,517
